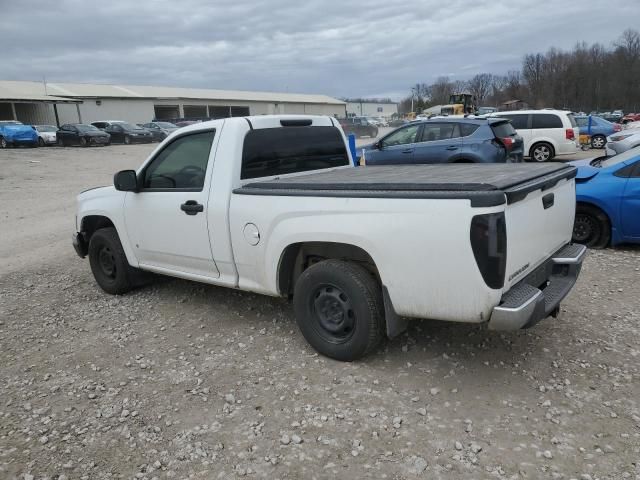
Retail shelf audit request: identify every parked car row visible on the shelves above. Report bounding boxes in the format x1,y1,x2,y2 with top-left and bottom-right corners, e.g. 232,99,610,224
0,120,182,148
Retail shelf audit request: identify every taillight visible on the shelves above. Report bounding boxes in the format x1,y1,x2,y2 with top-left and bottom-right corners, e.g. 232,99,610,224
614,123,622,132
470,213,507,289
500,137,515,151
565,128,575,140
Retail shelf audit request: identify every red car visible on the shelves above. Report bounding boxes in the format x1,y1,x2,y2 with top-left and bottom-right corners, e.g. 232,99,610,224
622,113,640,124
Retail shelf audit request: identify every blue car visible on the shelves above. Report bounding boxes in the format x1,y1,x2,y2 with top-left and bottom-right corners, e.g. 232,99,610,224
0,120,39,148
359,117,524,165
571,146,640,247
574,115,622,149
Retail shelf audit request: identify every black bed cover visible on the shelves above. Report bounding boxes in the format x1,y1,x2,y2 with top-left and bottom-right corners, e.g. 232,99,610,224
235,164,577,208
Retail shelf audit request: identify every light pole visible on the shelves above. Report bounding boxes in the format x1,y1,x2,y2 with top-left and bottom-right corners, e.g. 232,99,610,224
410,87,416,113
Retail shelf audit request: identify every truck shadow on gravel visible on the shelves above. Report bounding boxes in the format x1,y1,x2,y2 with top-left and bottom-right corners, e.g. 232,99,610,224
148,274,555,368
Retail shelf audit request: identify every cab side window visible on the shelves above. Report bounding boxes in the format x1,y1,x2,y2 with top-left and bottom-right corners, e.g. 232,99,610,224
382,124,421,146
143,131,215,190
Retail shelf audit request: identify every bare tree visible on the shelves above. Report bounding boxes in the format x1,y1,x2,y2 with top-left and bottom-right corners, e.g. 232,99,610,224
398,28,640,114
468,73,493,103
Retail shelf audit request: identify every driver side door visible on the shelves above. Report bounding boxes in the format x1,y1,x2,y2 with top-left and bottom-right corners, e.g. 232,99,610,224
123,129,220,278
364,123,422,165
105,125,124,143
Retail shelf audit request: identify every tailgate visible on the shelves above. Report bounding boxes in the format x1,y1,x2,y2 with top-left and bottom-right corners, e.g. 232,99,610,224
502,174,576,290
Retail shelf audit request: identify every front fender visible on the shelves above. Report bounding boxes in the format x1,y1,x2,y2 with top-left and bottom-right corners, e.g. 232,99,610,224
76,189,139,267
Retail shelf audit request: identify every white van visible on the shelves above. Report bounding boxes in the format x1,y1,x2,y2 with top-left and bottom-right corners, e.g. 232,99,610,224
488,110,579,161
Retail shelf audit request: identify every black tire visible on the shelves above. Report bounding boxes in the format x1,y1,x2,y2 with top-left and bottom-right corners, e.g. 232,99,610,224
38,137,45,147
57,137,65,147
573,204,610,248
88,227,136,294
80,137,88,147
591,135,606,149
0,137,6,149
293,259,384,361
124,135,131,145
530,142,554,162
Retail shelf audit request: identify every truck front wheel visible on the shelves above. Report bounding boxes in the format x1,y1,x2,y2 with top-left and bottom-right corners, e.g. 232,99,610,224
88,227,135,294
293,259,384,361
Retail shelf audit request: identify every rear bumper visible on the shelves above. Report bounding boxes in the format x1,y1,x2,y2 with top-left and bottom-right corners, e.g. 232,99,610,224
488,243,586,331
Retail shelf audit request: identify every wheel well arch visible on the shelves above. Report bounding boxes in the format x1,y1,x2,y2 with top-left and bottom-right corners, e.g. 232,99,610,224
277,241,379,297
80,215,115,242
576,201,611,226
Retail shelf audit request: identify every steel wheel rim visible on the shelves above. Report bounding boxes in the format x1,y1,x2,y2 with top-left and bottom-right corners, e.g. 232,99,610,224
573,214,596,243
592,137,605,148
533,146,550,161
98,246,117,279
310,284,356,344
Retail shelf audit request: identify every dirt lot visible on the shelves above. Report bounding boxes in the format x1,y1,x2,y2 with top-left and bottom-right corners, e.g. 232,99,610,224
0,143,638,480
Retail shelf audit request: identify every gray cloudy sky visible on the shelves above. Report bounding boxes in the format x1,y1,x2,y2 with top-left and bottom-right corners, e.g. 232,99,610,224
2,0,638,100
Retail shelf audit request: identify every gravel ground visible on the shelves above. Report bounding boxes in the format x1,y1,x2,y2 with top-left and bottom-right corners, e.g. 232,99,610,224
1,144,639,480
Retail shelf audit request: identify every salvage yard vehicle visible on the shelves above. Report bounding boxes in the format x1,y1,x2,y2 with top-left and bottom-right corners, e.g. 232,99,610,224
56,124,110,147
91,121,153,144
359,117,524,165
339,117,378,138
0,120,39,148
571,146,640,247
34,125,59,146
606,129,640,155
574,115,621,149
73,115,585,361
140,121,179,141
488,110,579,161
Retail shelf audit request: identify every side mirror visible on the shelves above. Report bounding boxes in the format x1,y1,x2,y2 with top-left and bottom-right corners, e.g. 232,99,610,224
376,140,384,150
114,170,138,192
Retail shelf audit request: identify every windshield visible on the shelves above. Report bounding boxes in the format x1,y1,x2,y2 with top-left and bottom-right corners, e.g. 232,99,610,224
155,122,177,128
36,125,58,132
76,124,100,132
598,145,640,168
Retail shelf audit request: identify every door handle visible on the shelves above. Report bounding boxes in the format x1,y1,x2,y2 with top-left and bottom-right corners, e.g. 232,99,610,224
542,193,554,209
401,149,413,154
180,200,204,215
446,146,458,150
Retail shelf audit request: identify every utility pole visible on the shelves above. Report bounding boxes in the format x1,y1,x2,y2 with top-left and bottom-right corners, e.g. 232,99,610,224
411,87,416,113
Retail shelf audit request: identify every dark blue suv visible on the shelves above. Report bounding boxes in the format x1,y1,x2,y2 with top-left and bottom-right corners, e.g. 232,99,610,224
359,117,524,165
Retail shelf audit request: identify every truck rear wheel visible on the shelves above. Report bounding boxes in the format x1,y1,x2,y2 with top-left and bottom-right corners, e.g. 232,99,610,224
293,259,384,361
88,227,135,294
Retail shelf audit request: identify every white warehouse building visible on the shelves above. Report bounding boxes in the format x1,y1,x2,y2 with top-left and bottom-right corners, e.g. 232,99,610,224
346,100,398,118
0,80,347,126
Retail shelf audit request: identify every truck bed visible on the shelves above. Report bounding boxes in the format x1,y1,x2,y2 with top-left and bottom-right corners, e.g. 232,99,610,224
235,164,577,207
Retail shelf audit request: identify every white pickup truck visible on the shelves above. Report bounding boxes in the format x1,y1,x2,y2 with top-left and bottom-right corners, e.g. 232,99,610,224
73,115,586,361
